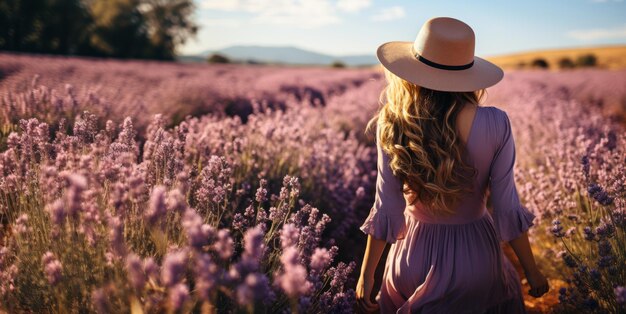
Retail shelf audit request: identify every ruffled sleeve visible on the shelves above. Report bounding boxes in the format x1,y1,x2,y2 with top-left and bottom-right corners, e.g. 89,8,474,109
359,123,408,244
489,109,536,242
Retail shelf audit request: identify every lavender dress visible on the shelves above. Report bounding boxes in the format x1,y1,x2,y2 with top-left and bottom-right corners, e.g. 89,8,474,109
359,106,535,313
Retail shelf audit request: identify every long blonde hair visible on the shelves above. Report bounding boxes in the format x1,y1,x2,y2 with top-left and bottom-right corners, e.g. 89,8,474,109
366,68,485,216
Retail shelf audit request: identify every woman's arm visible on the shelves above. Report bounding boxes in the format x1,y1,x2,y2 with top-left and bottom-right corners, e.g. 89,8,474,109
356,235,387,312
508,231,549,297
360,235,387,279
508,231,538,275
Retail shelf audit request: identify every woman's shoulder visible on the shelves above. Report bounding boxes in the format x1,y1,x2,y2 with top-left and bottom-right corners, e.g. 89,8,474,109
475,106,513,146
477,106,512,129
477,106,510,121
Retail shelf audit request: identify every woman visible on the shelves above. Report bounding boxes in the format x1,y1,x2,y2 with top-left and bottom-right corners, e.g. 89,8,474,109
356,17,549,313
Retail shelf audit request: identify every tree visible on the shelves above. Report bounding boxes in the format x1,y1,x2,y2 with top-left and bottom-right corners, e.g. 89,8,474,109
330,61,346,68
0,0,197,60
558,57,575,69
141,0,198,60
0,0,91,54
531,58,549,69
576,54,597,67
88,0,152,58
207,54,230,64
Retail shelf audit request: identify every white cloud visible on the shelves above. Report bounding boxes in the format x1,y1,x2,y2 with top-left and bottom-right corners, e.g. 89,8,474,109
200,18,241,27
567,24,626,41
200,0,265,11
371,6,405,22
337,0,371,12
200,0,342,28
253,2,341,28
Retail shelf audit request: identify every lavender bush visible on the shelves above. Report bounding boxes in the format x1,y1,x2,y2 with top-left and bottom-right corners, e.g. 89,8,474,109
1,53,625,313
0,110,361,312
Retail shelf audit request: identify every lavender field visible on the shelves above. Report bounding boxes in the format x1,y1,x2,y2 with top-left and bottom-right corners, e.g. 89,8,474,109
0,53,625,313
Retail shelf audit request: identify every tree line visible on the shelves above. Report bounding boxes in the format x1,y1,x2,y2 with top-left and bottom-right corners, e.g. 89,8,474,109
0,0,197,60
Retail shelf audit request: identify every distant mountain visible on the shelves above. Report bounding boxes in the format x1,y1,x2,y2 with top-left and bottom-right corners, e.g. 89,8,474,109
179,45,378,66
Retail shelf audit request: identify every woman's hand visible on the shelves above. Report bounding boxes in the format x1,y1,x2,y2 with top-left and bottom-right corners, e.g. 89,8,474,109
356,275,379,313
526,269,549,298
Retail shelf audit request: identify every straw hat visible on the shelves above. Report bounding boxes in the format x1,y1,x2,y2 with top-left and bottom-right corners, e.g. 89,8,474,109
377,17,503,92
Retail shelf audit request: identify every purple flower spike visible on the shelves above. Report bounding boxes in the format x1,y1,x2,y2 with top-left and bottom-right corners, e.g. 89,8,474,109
146,185,167,227
310,248,331,275
279,223,300,249
161,249,188,287
47,199,66,226
194,253,219,301
126,253,146,293
168,283,189,312
236,272,272,306
182,208,216,250
213,229,234,260
41,251,62,286
275,246,312,298
243,225,266,267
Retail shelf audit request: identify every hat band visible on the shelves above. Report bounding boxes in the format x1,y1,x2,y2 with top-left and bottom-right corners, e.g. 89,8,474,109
412,47,474,71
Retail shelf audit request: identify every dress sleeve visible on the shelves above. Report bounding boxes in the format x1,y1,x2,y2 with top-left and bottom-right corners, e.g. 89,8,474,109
489,110,536,242
359,123,408,244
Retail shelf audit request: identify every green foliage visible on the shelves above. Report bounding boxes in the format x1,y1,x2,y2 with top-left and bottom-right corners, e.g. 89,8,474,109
558,57,576,69
88,0,152,58
0,0,197,60
531,58,549,69
0,0,92,54
576,54,597,67
207,53,230,64
330,61,346,68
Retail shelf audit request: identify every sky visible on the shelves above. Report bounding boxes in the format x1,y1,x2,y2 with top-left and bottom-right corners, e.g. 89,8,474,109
181,0,626,58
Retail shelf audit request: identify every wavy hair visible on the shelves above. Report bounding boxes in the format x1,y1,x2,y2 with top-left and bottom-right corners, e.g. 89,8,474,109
366,68,485,216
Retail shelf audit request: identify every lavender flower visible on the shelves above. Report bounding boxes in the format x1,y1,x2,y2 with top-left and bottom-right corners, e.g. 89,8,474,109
583,226,595,241
558,251,577,268
595,221,616,239
242,225,266,271
46,199,66,226
168,283,189,312
181,208,216,250
310,247,331,275
126,253,146,293
91,288,110,313
235,272,273,306
194,253,218,301
551,219,564,238
161,249,188,287
41,252,62,286
13,214,31,236
145,186,167,227
255,179,268,203
108,215,126,257
143,257,160,283
212,229,234,260
598,240,612,256
279,223,300,249
587,183,614,206
275,246,312,298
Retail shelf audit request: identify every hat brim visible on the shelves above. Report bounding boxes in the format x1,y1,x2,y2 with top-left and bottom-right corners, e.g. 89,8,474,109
377,41,504,92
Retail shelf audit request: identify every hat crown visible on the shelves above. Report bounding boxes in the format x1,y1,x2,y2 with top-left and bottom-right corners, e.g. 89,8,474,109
413,17,475,67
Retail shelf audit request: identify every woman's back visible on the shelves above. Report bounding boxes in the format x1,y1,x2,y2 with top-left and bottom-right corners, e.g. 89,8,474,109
402,105,531,242
360,104,535,313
